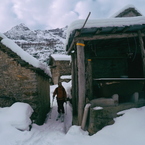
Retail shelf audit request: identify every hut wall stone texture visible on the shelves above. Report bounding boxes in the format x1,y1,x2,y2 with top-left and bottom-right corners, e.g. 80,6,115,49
51,60,71,84
0,50,50,124
88,100,145,135
36,74,50,124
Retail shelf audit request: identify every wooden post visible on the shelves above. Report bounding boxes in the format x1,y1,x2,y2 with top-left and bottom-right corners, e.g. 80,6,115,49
74,52,78,114
138,30,145,77
71,52,78,115
76,40,86,125
86,59,93,100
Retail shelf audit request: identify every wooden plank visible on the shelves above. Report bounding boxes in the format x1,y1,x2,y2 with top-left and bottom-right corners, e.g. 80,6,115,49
76,40,86,125
94,78,145,81
75,32,145,41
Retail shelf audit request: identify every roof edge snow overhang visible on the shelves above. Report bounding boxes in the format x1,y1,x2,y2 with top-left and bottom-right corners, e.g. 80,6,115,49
0,40,51,78
66,16,145,55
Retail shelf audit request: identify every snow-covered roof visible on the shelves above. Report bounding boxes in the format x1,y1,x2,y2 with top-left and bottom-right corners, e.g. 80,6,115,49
60,75,71,79
0,33,7,39
0,33,51,77
67,16,145,39
66,16,145,51
111,4,142,18
51,54,71,61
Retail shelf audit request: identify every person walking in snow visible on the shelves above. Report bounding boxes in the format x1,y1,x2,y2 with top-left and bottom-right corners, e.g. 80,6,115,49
53,82,67,121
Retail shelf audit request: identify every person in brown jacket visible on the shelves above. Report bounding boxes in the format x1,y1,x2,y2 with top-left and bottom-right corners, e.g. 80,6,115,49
53,82,67,121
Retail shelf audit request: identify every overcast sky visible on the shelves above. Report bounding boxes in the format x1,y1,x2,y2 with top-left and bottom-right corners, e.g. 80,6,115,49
0,0,145,32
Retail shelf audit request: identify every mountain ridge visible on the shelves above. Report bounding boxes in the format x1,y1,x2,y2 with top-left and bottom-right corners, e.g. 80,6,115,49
4,23,67,63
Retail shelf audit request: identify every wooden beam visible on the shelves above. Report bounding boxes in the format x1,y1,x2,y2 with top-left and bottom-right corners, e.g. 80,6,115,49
95,28,102,34
122,26,130,33
138,31,145,56
67,32,145,55
76,40,86,125
111,27,117,33
67,31,80,55
138,30,145,76
75,32,145,41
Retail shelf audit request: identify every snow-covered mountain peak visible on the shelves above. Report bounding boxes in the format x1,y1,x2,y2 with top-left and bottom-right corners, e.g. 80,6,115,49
3,23,67,63
7,23,30,33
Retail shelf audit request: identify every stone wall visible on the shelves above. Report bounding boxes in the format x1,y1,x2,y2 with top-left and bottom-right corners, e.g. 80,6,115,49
88,100,145,135
0,49,50,124
36,74,50,124
51,60,71,84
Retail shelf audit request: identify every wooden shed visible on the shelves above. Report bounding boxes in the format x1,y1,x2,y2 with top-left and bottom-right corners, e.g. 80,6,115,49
0,34,51,125
66,6,145,126
49,54,71,84
112,5,142,18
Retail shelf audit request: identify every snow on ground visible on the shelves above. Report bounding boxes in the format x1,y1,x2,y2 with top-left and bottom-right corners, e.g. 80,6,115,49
0,81,145,145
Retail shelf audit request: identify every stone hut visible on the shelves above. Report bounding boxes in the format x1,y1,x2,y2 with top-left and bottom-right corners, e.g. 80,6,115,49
66,5,145,134
0,34,51,125
49,54,71,84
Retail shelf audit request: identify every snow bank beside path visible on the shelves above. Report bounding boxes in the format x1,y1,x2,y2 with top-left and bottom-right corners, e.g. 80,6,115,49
0,102,33,131
0,82,145,145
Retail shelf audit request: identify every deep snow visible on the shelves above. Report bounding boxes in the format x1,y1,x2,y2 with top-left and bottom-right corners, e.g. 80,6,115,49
0,81,145,145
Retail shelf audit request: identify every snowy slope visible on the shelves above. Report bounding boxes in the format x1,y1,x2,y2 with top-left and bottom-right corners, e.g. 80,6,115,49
4,23,67,63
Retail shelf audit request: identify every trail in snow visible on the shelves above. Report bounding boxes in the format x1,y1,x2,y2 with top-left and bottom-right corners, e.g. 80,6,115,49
19,97,72,145
45,101,66,133
46,99,72,133
14,83,73,145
